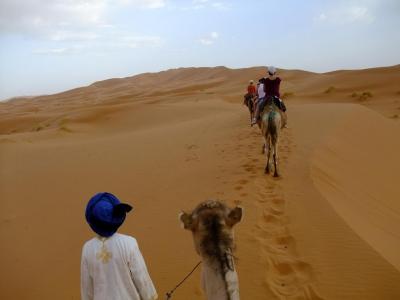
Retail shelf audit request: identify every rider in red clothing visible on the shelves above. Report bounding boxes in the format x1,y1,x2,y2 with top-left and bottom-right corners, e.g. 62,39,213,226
247,80,256,95
243,79,257,108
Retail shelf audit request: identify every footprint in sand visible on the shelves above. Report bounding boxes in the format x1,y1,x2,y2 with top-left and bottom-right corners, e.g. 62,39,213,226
273,235,296,254
244,119,321,299
256,197,268,203
242,164,254,173
266,185,275,192
267,206,284,216
257,223,287,237
237,179,249,185
270,197,285,211
185,144,200,162
186,144,198,150
267,259,321,300
262,212,283,225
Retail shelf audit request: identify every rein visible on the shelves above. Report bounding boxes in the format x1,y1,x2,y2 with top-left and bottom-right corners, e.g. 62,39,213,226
165,261,202,299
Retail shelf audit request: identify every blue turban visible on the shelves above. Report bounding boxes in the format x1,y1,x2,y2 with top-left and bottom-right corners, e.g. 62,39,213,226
85,192,133,237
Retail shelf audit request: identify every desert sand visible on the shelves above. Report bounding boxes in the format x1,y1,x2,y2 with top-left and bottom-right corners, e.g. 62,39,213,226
0,65,400,299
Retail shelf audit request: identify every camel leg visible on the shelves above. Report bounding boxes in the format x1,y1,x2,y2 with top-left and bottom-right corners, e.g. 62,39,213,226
273,137,279,177
249,105,254,124
265,137,271,174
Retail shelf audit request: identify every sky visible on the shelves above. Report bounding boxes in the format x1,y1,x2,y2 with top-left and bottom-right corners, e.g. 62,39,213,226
0,0,399,99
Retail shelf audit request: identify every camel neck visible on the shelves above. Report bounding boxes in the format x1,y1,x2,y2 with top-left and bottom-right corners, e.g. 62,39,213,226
201,255,240,300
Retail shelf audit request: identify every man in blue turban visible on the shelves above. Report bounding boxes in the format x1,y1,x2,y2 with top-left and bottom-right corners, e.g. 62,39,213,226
81,192,158,300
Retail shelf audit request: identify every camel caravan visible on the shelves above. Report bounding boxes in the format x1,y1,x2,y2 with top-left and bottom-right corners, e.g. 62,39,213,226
244,66,287,177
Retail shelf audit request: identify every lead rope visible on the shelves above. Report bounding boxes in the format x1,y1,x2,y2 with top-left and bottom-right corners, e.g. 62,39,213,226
165,261,202,300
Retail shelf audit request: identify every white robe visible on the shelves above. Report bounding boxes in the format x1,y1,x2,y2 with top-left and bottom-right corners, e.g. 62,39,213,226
81,233,158,300
258,83,265,99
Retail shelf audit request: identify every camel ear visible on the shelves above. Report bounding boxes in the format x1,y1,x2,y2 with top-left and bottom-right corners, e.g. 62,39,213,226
179,212,193,230
227,206,243,227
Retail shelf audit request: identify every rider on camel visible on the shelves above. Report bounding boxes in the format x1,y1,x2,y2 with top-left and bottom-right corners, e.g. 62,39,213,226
243,79,257,108
247,79,256,96
256,78,266,114
252,66,287,127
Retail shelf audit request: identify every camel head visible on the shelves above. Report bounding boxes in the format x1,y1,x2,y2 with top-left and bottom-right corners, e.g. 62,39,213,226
179,200,243,260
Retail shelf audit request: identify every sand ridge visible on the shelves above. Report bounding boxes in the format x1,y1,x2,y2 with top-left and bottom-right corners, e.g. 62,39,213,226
1,64,399,135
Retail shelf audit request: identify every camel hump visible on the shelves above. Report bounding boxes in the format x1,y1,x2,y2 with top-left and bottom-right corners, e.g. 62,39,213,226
268,110,277,121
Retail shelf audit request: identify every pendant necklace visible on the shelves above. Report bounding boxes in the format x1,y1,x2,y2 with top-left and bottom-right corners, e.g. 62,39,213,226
96,236,112,263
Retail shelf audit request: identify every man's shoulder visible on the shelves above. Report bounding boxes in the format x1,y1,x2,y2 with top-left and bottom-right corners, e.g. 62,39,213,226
82,237,98,254
83,237,97,247
114,233,138,246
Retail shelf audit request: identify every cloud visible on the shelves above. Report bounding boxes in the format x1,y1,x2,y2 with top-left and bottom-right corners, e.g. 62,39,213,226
119,35,162,48
115,0,166,8
1,0,167,55
49,31,100,42
183,0,230,11
317,13,327,21
211,2,229,10
0,0,108,36
199,39,213,45
33,48,69,55
0,0,166,37
199,31,219,45
32,34,163,56
191,0,209,9
319,6,374,24
347,6,374,22
315,1,382,24
210,31,219,39
33,45,85,55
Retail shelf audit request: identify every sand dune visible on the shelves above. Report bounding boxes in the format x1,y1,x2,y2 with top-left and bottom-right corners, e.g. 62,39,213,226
312,105,400,270
1,64,399,134
0,65,400,299
284,103,400,299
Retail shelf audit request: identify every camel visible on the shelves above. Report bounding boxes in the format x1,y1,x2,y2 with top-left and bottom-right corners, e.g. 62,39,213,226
260,99,282,177
179,200,243,300
243,94,256,125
